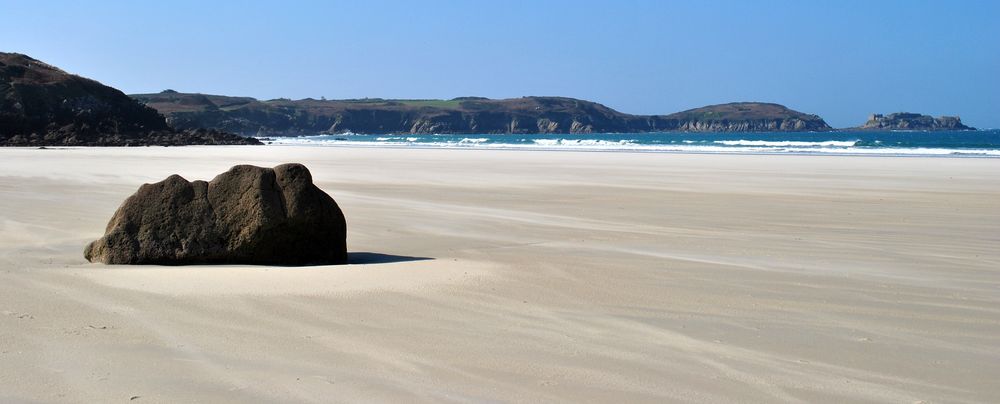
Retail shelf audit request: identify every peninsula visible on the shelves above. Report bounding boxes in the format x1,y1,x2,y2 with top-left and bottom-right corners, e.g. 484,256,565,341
132,91,833,136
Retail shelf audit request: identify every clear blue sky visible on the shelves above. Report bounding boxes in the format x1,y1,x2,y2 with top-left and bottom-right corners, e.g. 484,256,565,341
3,0,998,128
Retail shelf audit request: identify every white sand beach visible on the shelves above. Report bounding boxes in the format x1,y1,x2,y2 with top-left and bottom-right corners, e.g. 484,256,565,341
1,146,998,403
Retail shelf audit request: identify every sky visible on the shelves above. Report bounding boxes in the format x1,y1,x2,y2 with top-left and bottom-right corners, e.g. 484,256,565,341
2,0,998,128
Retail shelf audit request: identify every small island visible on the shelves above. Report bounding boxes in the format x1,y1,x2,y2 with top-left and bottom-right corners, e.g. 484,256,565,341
858,112,975,131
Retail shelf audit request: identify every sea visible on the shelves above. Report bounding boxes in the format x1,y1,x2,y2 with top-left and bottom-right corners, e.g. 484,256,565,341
262,129,1000,157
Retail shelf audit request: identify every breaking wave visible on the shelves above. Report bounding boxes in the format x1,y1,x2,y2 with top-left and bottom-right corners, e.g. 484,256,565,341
259,130,1000,157
713,140,858,147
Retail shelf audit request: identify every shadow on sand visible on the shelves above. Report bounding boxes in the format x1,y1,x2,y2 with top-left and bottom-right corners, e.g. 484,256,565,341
348,252,434,265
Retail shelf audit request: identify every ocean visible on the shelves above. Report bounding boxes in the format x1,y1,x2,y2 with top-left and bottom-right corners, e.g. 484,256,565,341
262,129,1000,157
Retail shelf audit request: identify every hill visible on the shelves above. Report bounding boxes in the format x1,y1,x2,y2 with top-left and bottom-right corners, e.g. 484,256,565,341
0,53,259,146
665,102,831,132
132,91,833,136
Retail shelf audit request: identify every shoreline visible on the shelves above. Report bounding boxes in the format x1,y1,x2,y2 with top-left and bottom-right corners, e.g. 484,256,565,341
256,129,1000,158
11,142,1000,158
263,142,1000,158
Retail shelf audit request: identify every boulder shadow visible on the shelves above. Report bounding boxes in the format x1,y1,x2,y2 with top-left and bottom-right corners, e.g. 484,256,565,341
348,252,434,265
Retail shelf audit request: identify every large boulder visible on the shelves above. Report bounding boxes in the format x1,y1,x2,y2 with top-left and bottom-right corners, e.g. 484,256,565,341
85,163,347,265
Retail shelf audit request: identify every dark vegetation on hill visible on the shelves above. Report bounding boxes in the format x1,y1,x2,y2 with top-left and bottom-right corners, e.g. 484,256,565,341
0,53,259,146
133,91,834,136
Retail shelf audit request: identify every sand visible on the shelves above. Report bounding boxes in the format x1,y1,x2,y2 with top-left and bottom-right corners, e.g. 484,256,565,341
1,146,998,403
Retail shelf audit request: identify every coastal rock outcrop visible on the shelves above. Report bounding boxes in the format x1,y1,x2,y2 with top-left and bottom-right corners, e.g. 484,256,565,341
858,113,975,131
132,91,833,135
84,163,347,265
0,52,260,146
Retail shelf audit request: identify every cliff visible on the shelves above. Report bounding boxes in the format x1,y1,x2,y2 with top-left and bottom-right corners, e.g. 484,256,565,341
859,112,975,131
0,52,259,146
132,92,833,136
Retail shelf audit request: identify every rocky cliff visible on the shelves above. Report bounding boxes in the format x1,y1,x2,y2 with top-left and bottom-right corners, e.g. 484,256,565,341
132,91,833,136
858,113,975,131
0,52,259,146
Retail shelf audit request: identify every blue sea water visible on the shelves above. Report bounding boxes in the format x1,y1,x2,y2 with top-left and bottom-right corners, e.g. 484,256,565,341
263,129,1000,157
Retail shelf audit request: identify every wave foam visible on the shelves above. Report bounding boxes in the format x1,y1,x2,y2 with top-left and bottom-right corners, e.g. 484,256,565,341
713,140,858,147
533,139,636,146
260,136,1000,157
459,138,489,144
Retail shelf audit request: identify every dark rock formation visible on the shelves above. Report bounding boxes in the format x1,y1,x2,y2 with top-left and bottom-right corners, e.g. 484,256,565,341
85,163,347,265
0,52,260,146
132,91,833,135
858,113,975,131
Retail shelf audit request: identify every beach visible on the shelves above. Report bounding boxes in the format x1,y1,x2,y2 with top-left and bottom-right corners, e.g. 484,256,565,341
1,146,998,402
